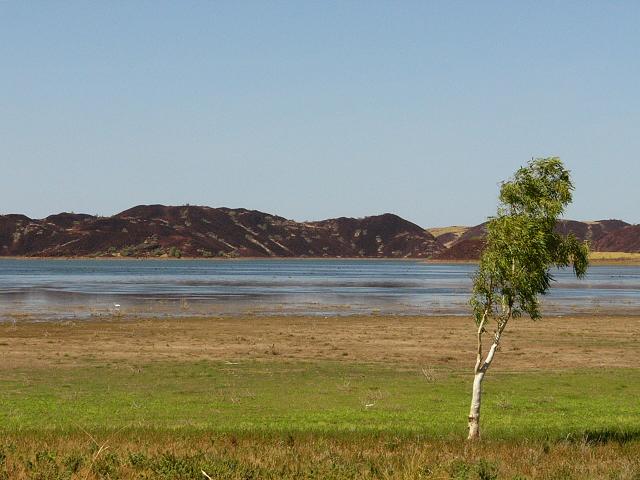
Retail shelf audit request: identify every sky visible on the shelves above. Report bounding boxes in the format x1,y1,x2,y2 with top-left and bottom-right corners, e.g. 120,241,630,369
1,1,638,227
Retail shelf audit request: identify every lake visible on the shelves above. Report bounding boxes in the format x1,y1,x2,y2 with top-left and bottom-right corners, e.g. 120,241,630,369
0,259,639,320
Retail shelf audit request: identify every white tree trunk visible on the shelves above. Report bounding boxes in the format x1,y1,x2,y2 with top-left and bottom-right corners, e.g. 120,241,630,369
468,342,498,440
468,371,484,439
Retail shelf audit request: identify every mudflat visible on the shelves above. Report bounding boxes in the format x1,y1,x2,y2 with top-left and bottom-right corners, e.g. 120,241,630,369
2,314,639,371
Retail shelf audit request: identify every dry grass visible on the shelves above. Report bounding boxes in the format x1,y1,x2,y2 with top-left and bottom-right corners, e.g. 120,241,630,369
2,431,640,479
426,226,469,237
589,251,640,264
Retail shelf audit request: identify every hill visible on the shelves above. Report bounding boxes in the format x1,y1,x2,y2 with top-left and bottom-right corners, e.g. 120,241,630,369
430,219,635,260
1,205,637,259
0,205,442,258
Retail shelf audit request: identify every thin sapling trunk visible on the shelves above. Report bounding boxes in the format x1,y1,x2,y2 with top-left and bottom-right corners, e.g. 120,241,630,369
468,310,509,440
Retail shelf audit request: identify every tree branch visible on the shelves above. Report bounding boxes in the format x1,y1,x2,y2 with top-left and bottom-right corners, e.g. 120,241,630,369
479,306,512,374
474,308,489,375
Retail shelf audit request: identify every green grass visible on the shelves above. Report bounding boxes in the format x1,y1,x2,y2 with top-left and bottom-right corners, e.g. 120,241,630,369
2,360,639,440
2,361,640,478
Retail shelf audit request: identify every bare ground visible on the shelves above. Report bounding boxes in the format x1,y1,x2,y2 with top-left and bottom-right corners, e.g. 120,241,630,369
1,314,638,371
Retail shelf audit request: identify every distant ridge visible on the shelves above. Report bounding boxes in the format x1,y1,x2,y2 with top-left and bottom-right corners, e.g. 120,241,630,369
0,205,637,259
0,205,441,258
428,219,636,260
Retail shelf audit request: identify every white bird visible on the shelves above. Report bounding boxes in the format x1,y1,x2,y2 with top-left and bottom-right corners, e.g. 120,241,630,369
113,303,121,308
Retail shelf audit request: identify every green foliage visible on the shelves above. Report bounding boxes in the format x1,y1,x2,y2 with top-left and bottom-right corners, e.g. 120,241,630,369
476,459,499,480
448,458,472,479
63,452,83,473
471,157,589,324
93,451,120,478
128,452,149,469
152,452,203,478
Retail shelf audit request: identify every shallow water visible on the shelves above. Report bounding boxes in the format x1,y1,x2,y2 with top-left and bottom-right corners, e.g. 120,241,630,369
0,259,638,320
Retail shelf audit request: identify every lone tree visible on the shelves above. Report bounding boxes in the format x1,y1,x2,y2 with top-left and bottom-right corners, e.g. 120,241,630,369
467,157,589,440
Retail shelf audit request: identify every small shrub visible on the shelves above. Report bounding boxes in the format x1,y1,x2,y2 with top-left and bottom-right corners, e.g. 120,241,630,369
35,450,56,464
476,459,498,480
93,451,120,479
152,453,201,479
448,459,471,479
25,450,63,480
63,452,83,473
128,451,149,469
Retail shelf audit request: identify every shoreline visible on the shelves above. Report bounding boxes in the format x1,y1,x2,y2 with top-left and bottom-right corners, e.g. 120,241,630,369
1,255,639,265
2,309,639,324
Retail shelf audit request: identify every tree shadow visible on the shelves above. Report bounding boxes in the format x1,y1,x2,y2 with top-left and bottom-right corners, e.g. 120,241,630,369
569,429,640,445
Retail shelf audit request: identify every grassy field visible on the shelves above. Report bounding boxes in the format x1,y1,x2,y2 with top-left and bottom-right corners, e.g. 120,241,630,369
1,315,640,478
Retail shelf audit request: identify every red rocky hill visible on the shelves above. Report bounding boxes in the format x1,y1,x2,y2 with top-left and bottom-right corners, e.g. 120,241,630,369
0,205,442,258
1,206,636,259
430,219,635,260
593,224,640,252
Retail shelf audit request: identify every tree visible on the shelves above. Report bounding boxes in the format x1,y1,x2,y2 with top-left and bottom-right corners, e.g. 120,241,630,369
467,157,589,440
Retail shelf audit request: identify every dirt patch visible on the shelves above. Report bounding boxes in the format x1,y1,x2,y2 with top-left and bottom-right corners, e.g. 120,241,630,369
1,314,638,371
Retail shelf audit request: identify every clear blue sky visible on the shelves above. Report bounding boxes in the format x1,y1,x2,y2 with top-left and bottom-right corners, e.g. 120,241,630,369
1,1,638,227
